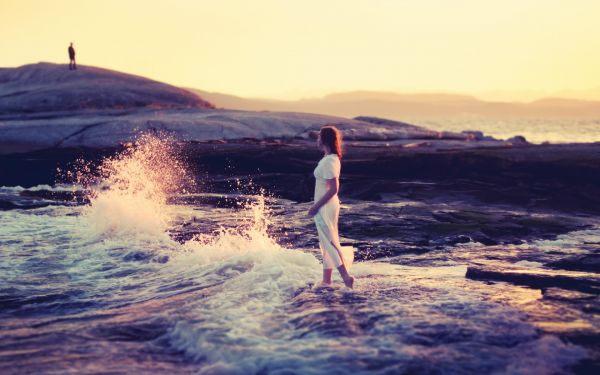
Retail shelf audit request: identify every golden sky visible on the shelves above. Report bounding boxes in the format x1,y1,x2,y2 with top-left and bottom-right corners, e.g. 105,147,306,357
1,0,599,100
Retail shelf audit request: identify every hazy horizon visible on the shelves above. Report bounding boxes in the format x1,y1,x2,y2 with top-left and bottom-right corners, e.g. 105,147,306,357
190,85,600,103
9,60,600,104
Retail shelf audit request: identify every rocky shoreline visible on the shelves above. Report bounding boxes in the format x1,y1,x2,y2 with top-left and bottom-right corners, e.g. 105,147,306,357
3,139,598,210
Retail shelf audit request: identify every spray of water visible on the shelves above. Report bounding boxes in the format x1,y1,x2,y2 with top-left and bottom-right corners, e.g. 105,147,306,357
179,195,282,263
76,134,194,237
72,133,282,253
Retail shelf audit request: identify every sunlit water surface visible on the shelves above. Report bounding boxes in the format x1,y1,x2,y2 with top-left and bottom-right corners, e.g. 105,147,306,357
411,118,600,144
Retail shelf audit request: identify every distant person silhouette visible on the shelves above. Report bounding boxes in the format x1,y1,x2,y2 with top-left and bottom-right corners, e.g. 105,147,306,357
68,43,76,70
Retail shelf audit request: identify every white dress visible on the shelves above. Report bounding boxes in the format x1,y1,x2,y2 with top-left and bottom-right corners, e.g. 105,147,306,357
313,154,354,270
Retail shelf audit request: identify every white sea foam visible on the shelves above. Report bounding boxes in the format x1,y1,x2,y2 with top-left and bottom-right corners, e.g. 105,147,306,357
0,184,85,193
531,227,600,251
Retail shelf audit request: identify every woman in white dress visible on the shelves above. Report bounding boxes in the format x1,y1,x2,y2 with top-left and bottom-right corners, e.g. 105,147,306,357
308,126,355,288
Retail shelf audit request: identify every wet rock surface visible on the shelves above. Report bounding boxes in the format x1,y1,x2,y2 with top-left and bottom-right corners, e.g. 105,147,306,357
546,254,600,273
465,266,600,294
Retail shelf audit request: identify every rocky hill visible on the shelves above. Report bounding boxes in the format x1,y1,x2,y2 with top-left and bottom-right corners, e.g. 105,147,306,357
0,63,214,113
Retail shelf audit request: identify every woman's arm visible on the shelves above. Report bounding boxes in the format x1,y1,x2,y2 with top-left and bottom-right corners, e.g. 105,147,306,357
308,177,339,216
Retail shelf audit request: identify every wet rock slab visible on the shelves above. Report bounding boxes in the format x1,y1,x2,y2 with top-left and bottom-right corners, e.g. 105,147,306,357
465,266,600,294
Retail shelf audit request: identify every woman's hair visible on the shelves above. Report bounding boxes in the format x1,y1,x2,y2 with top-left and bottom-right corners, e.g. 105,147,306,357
320,125,343,158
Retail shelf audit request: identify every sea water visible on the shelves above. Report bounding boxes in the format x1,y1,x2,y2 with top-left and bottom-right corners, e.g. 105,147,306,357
0,136,595,374
412,118,600,144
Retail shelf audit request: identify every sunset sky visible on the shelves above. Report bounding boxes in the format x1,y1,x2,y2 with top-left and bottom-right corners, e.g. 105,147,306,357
2,0,600,100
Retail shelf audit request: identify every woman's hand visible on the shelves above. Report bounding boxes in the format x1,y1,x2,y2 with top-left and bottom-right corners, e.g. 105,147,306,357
309,178,338,217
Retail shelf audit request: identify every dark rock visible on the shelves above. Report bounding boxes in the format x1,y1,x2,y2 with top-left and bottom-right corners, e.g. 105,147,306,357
546,254,600,273
469,231,499,246
466,266,600,294
506,135,528,145
122,251,152,262
154,255,170,264
19,189,87,204
444,235,472,245
0,200,19,210
461,130,498,142
353,116,425,131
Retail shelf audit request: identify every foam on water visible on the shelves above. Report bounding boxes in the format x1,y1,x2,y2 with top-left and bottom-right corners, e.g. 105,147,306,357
531,227,600,251
0,135,593,374
0,184,85,193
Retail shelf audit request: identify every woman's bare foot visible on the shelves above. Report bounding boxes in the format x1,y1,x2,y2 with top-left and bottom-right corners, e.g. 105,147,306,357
343,275,354,289
315,281,333,289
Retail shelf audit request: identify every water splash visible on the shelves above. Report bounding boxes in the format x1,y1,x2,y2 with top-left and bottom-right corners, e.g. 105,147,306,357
78,134,194,238
70,133,284,256
180,195,282,263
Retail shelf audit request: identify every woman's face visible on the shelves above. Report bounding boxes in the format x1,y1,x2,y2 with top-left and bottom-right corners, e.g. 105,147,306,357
317,133,323,149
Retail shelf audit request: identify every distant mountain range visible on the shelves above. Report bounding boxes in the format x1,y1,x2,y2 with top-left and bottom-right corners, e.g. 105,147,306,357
189,89,600,119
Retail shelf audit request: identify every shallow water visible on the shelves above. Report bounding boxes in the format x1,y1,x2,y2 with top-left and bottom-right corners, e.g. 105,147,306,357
1,138,598,374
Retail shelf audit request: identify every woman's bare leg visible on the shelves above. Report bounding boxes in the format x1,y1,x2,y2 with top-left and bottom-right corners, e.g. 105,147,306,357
337,264,354,288
322,268,333,284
